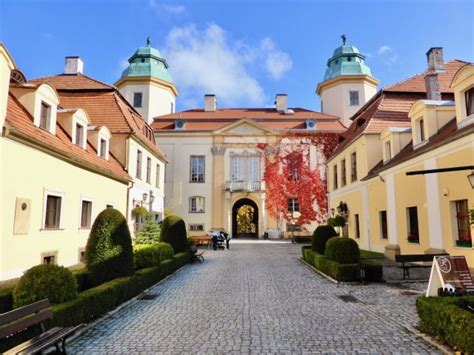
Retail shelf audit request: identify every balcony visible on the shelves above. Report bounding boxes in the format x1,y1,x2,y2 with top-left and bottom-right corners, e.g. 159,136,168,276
224,180,262,192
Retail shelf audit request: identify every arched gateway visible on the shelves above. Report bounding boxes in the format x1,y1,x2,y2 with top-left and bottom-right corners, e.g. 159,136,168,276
232,198,259,238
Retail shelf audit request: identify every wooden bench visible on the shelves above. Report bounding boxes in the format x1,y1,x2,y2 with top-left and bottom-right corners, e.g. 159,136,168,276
192,236,212,249
0,299,82,354
190,244,205,263
395,253,449,279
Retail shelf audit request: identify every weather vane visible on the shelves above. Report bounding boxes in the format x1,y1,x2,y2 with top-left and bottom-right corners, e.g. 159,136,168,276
146,36,151,47
341,34,347,45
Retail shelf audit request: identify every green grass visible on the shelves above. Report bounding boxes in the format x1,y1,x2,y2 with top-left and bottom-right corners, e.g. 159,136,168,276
360,249,384,259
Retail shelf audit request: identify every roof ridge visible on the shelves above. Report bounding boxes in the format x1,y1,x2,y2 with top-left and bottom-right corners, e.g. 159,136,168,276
112,92,136,132
77,73,114,89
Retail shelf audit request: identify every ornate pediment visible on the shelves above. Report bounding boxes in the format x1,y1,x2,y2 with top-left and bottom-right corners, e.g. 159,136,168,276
216,119,272,135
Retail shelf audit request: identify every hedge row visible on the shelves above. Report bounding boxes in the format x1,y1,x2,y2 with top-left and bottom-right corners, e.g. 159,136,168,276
416,296,474,354
302,246,382,282
49,252,190,328
133,243,175,271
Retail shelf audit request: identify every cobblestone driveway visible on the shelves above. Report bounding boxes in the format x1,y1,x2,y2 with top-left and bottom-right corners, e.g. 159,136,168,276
70,241,439,354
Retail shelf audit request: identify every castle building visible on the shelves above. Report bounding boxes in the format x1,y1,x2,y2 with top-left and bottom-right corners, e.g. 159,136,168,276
115,39,179,125
0,45,130,280
317,36,379,126
326,47,473,268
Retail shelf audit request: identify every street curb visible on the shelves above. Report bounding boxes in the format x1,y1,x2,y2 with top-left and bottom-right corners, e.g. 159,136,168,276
399,323,452,354
298,257,340,284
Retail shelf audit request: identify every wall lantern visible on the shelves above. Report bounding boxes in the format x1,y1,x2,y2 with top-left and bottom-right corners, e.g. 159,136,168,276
337,201,349,215
142,193,148,202
468,171,474,189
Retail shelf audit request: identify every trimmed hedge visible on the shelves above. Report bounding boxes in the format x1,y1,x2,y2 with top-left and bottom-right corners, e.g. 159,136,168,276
49,252,191,328
13,264,78,308
416,296,474,354
133,243,174,270
311,225,338,254
85,209,134,286
302,247,382,282
159,215,188,253
0,284,15,313
325,237,360,264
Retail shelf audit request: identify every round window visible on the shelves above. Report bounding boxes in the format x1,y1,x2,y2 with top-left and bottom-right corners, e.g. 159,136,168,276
21,202,28,211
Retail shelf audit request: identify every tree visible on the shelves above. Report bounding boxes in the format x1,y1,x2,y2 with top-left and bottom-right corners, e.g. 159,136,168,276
135,212,161,244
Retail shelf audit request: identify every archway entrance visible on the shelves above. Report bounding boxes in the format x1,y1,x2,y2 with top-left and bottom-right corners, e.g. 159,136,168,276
232,198,259,238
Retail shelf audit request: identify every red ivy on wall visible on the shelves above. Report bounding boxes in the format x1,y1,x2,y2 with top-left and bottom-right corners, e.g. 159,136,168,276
258,133,338,225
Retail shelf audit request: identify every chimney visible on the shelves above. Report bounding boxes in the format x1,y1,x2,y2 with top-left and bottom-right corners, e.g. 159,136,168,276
64,56,84,74
275,94,288,112
426,47,444,72
204,94,216,112
425,73,441,101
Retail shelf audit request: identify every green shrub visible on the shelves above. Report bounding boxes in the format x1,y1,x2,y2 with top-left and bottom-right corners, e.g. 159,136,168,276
334,215,346,227
0,284,16,313
311,225,338,254
135,213,161,244
159,215,188,253
133,243,174,270
187,237,195,247
416,296,474,354
13,264,78,308
303,249,358,282
325,237,360,264
71,268,91,292
85,208,134,286
361,260,383,282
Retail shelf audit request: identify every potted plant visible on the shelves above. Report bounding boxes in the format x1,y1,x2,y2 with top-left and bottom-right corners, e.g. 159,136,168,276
407,233,419,243
131,205,147,218
455,233,472,248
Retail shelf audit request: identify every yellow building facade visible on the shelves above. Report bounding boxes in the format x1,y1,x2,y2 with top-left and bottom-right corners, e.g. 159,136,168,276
327,49,473,269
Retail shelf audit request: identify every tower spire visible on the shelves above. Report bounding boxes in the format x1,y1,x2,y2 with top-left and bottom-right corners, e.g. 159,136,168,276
146,36,151,47
341,34,347,45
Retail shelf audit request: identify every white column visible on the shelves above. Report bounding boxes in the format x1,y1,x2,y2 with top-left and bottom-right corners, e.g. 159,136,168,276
386,173,399,245
424,158,444,249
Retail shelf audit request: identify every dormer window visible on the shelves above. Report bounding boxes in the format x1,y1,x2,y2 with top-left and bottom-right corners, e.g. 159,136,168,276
384,141,392,162
175,119,185,130
74,123,85,148
466,87,474,116
99,138,108,159
40,101,51,130
418,119,425,142
349,91,359,106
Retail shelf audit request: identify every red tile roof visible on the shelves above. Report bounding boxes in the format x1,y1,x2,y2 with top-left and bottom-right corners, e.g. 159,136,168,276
328,60,466,159
5,93,130,182
362,119,474,180
30,74,166,161
152,108,346,133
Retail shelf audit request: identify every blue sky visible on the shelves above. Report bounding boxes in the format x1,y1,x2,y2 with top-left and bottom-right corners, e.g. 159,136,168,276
0,0,472,111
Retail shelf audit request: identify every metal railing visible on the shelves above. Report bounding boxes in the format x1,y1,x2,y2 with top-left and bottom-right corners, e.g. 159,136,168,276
224,180,262,192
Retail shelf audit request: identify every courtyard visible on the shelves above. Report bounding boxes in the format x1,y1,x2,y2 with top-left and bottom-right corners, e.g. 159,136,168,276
69,241,439,354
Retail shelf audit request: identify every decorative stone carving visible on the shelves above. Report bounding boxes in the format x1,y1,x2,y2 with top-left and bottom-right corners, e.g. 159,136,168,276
211,146,226,155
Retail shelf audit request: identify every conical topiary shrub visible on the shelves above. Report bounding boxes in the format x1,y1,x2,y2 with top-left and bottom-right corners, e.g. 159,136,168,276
325,237,360,264
85,208,134,286
159,215,188,253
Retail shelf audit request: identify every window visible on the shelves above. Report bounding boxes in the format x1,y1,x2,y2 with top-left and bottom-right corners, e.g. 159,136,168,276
44,195,62,229
75,123,84,147
155,164,160,188
354,214,360,239
136,150,142,179
341,159,347,187
146,157,152,183
106,204,114,209
81,200,92,229
133,92,143,108
288,198,300,213
286,154,302,181
384,141,392,162
418,119,425,142
40,101,51,130
466,87,474,116
380,211,388,239
230,154,261,182
170,102,174,114
407,207,419,243
42,251,57,265
320,100,324,112
349,91,359,106
99,138,107,159
454,199,472,247
350,152,357,182
190,156,205,182
189,224,204,232
189,196,205,213
333,164,338,190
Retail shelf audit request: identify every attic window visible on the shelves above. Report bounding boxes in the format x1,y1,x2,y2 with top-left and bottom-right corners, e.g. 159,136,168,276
75,123,85,148
99,138,108,159
40,101,51,131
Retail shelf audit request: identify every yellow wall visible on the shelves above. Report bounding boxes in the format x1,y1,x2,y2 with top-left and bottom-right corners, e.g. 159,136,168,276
1,138,128,280
367,179,388,253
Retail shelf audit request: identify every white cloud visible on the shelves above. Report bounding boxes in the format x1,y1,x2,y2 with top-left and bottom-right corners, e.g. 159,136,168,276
149,0,185,15
162,23,292,107
377,45,392,55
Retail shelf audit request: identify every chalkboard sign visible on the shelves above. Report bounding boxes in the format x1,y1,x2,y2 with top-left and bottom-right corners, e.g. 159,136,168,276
426,256,474,297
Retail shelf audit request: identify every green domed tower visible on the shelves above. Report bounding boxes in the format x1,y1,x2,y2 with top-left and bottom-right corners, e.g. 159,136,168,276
316,35,378,125
115,38,179,124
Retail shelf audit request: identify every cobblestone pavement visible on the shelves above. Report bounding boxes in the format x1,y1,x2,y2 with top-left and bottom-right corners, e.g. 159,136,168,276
70,241,440,354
